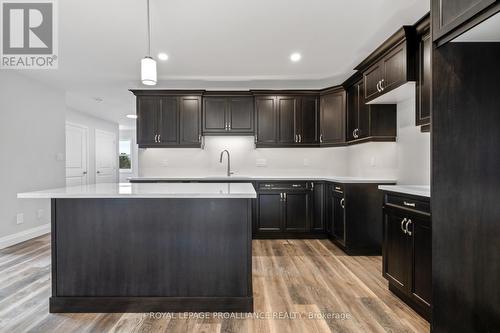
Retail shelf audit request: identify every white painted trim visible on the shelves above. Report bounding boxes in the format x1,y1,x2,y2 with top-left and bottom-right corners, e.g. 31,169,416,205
0,224,50,250
65,121,89,185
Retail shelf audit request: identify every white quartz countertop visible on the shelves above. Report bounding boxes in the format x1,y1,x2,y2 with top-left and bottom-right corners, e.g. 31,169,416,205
17,183,257,199
378,185,430,198
129,175,397,184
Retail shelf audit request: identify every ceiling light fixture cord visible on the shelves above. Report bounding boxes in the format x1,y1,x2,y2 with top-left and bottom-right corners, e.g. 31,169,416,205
147,0,151,56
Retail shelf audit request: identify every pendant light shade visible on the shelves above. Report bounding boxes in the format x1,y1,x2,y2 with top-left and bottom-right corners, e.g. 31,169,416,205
141,56,157,85
141,0,157,85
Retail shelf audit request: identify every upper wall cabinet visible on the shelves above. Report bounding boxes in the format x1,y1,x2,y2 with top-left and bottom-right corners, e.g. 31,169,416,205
415,14,431,131
319,88,345,146
432,0,499,45
355,26,417,105
255,93,319,147
345,77,397,144
203,95,254,135
130,90,203,148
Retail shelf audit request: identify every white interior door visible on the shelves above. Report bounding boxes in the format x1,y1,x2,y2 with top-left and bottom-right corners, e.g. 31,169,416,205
66,123,88,186
95,129,117,183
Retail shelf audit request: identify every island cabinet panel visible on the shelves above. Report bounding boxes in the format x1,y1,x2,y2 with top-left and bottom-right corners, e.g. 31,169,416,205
382,192,431,320
203,96,254,135
319,89,345,145
51,198,253,313
432,0,498,43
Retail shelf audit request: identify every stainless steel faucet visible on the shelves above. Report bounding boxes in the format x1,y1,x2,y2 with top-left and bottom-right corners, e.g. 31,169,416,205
219,150,233,177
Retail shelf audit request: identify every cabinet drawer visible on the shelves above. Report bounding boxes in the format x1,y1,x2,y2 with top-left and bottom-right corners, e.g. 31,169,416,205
385,194,430,214
258,182,308,191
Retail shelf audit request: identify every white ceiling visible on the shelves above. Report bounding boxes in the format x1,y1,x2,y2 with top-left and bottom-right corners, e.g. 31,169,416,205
19,0,429,127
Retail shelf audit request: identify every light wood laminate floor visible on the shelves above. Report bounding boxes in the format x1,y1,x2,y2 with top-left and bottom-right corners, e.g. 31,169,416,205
0,234,429,332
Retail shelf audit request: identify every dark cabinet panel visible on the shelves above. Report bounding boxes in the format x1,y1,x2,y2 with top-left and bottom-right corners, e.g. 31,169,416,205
299,97,318,144
411,217,432,307
277,96,297,144
331,192,346,246
228,97,254,133
180,96,201,145
284,192,309,232
159,97,179,144
381,43,407,92
346,84,359,142
257,193,282,232
255,97,277,144
384,212,411,290
312,183,325,232
137,96,160,146
416,31,431,127
364,63,383,101
203,97,227,133
432,0,497,43
320,89,345,145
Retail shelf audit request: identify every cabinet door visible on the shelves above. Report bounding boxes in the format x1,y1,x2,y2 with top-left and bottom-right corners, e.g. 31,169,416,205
410,216,432,307
384,211,411,290
298,96,318,144
325,185,333,235
179,96,201,145
416,32,431,126
255,97,277,144
284,192,309,232
228,97,254,133
320,91,345,144
257,193,282,232
203,97,227,133
382,43,407,93
137,96,160,146
159,97,179,144
277,96,298,144
357,81,370,139
432,0,496,41
332,193,346,245
312,183,325,232
346,84,359,141
364,62,383,101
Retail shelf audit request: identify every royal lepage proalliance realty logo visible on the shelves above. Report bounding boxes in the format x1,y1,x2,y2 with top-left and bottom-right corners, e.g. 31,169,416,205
1,0,58,69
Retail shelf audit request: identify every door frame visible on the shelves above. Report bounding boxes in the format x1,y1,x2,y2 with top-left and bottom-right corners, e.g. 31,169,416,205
65,122,89,186
94,129,118,184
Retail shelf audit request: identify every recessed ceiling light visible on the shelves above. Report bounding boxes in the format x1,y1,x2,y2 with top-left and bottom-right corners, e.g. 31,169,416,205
290,53,302,62
126,114,138,119
158,53,169,61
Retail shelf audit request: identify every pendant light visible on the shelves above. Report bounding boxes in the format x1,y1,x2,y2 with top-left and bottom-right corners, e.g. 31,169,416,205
141,0,157,85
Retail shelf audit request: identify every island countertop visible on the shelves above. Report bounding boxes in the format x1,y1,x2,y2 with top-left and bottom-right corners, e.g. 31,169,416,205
378,185,430,198
17,182,257,199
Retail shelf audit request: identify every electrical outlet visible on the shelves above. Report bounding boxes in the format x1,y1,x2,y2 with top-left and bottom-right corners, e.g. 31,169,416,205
256,159,267,167
37,209,44,220
16,213,24,224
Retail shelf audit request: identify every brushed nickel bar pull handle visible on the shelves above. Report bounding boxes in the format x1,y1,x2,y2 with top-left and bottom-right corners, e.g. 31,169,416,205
403,201,416,207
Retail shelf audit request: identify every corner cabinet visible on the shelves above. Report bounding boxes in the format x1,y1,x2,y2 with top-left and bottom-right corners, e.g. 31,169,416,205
432,0,499,45
131,91,203,148
356,26,417,104
203,95,254,135
345,78,397,144
382,192,431,321
319,88,345,146
254,93,319,147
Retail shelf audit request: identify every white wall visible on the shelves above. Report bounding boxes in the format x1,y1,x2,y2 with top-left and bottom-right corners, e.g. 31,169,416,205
395,96,431,185
66,108,119,184
0,72,66,243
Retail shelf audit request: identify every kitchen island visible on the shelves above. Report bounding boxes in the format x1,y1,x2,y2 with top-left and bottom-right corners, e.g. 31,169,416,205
18,183,256,313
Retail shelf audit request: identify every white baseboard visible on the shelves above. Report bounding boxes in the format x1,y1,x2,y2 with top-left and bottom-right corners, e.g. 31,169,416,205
0,224,50,250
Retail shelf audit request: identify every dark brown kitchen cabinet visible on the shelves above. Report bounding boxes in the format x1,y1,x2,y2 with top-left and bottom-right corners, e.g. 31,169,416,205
311,182,325,233
319,88,345,145
356,27,417,104
131,91,203,148
254,182,311,238
255,94,318,147
345,77,397,144
203,96,254,135
382,192,431,321
432,0,499,44
416,15,431,130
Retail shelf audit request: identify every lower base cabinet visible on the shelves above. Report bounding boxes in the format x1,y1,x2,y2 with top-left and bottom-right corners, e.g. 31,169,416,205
382,192,431,321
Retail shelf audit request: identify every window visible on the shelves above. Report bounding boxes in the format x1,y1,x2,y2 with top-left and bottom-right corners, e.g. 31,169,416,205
119,140,132,171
